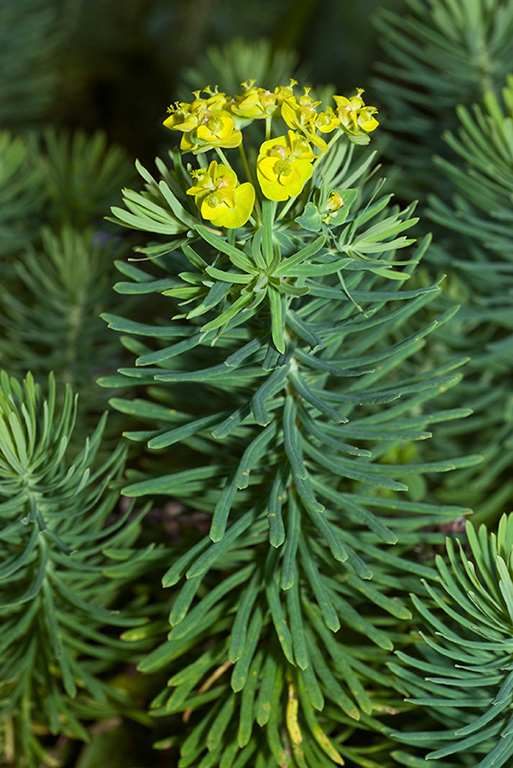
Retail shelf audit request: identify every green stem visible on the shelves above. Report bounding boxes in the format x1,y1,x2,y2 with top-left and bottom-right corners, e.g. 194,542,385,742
261,199,276,264
265,115,273,141
238,141,262,222
238,140,254,184
276,194,298,222
214,147,234,170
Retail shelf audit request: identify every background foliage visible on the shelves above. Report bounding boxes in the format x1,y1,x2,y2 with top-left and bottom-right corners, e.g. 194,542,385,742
1,1,512,767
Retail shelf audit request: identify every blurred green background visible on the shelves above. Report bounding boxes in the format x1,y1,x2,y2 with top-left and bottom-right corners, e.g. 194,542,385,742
3,0,402,161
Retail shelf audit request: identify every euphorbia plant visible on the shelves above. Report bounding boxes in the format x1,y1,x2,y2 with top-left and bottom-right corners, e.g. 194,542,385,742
104,77,478,767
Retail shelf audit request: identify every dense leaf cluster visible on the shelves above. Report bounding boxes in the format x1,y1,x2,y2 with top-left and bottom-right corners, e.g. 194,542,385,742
0,374,154,767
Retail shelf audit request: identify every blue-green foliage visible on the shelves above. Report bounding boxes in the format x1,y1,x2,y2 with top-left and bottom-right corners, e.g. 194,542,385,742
390,515,513,768
0,373,153,768
102,134,480,766
425,77,513,519
0,0,58,128
373,0,513,199
1,3,513,766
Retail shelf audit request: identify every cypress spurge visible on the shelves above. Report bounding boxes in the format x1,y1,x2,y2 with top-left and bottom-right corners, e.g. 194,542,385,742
0,373,154,767
103,79,480,767
391,514,513,768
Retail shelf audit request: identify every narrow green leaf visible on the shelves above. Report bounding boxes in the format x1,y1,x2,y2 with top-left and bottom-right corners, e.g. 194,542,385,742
231,605,264,692
311,480,397,544
283,395,307,479
179,708,218,765
229,571,262,663
196,225,257,272
267,466,287,548
299,654,325,711
268,285,285,353
297,675,344,765
238,650,264,747
255,651,278,726
169,575,203,626
162,537,210,587
289,370,348,422
306,629,359,720
346,573,412,619
169,565,255,640
274,235,326,276
201,291,254,332
122,465,222,497
157,180,198,228
225,338,262,367
294,348,373,377
235,421,278,490
266,666,291,768
206,694,236,751
303,501,348,563
286,310,323,350
211,404,252,439
428,722,504,759
205,266,254,284
148,413,220,449
281,492,301,589
209,473,239,543
261,199,275,264
189,511,256,579
299,536,340,632
286,574,309,669
265,549,295,664
331,592,393,650
251,365,289,426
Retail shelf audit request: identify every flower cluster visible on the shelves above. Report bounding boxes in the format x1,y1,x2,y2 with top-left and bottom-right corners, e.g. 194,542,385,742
164,80,379,228
186,161,255,229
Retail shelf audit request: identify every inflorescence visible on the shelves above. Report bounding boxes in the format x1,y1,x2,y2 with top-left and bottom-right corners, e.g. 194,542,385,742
164,80,379,228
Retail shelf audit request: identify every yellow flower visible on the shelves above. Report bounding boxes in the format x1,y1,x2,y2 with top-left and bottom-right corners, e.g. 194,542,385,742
322,191,345,223
231,80,277,120
333,88,379,135
186,161,255,228
315,106,339,134
163,90,227,132
281,88,319,130
257,131,316,201
163,101,201,133
356,106,379,133
326,191,344,212
180,110,242,153
274,79,298,105
163,89,241,153
281,88,328,151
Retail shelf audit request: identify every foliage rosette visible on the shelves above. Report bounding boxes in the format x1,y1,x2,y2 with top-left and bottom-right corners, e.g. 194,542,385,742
424,76,513,519
104,78,480,767
373,0,513,200
390,515,513,768
0,373,155,767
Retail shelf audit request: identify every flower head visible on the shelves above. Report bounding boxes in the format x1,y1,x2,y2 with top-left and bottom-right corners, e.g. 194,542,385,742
333,88,379,135
274,79,298,105
326,191,344,212
257,131,316,201
164,89,242,153
315,106,340,134
186,161,255,228
281,87,329,152
231,80,277,121
164,90,227,131
164,81,379,220
181,110,242,153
